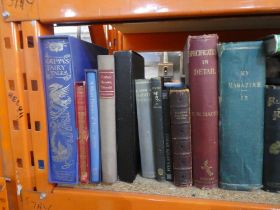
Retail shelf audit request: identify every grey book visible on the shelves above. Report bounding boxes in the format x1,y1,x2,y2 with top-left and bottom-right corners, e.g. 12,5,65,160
98,55,117,183
135,79,156,179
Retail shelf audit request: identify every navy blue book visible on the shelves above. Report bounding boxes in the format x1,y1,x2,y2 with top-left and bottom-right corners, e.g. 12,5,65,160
86,70,101,183
218,41,265,190
39,36,107,184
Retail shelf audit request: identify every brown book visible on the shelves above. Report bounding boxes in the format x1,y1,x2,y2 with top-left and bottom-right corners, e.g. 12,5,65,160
75,82,90,184
187,34,218,188
169,89,192,186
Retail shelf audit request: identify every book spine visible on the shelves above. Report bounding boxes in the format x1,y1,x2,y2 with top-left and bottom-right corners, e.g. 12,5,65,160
40,37,78,184
135,79,156,179
98,55,117,183
265,57,280,85
75,82,90,184
162,89,173,181
188,34,218,188
218,41,265,190
264,34,280,56
115,51,144,183
169,89,192,186
86,70,101,183
151,77,166,181
264,85,280,192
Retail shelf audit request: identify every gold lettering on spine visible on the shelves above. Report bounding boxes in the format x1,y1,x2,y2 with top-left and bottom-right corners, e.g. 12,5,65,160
192,111,218,117
194,68,216,76
267,96,280,107
201,160,214,177
269,141,280,155
227,69,263,101
189,49,216,57
273,108,280,120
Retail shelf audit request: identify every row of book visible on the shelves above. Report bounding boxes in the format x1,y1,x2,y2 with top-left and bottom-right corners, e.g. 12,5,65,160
183,34,279,192
39,34,280,192
39,35,145,184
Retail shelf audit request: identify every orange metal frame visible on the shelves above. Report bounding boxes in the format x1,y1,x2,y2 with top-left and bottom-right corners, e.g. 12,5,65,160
2,0,280,23
1,1,280,210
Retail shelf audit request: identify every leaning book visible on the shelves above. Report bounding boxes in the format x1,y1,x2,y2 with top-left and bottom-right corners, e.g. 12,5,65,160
39,35,107,184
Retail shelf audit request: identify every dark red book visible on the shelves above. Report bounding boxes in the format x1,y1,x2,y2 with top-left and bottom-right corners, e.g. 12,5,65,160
75,82,90,184
187,34,219,188
169,89,192,186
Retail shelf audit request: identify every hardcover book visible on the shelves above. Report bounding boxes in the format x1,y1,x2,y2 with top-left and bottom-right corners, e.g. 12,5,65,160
263,85,280,192
151,77,166,181
86,70,101,183
169,89,192,186
187,34,219,188
266,56,280,85
39,35,107,184
98,55,117,183
264,34,280,56
114,51,144,183
218,41,265,190
74,82,90,184
135,79,156,179
162,89,173,181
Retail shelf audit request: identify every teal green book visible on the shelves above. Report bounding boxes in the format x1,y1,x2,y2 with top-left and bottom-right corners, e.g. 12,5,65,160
218,41,265,191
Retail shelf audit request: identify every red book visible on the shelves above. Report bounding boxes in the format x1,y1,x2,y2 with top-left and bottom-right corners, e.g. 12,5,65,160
187,34,218,188
75,82,90,184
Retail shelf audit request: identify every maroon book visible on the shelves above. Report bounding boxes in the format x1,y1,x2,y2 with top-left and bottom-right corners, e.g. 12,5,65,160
75,82,90,184
169,89,192,186
187,34,218,188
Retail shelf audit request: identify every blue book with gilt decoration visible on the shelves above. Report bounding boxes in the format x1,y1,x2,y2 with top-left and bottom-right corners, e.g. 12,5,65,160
39,35,107,184
86,70,101,183
218,41,265,190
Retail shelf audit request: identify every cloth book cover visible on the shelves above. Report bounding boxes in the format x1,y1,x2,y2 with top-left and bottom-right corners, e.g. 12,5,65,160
187,34,219,188
114,51,144,183
263,85,280,192
151,77,166,181
39,35,107,184
86,69,101,183
162,89,173,181
169,89,192,186
218,41,265,190
98,55,117,183
135,79,156,179
74,82,90,184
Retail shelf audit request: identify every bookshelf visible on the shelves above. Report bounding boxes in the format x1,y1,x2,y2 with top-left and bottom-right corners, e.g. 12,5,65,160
0,1,280,210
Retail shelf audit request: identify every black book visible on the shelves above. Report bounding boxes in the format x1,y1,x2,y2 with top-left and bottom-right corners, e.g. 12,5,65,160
151,77,166,181
266,56,280,85
114,51,144,183
162,89,173,181
264,85,280,192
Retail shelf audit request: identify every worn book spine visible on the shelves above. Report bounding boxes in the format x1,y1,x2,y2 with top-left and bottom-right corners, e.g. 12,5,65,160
265,56,280,85
98,55,117,184
264,34,280,56
264,85,280,192
162,89,173,181
86,70,101,183
75,82,90,184
218,41,265,190
115,51,144,183
169,89,192,186
151,77,166,181
187,34,218,188
135,79,156,179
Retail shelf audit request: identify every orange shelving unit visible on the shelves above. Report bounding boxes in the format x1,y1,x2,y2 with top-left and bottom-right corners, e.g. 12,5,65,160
0,1,280,210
